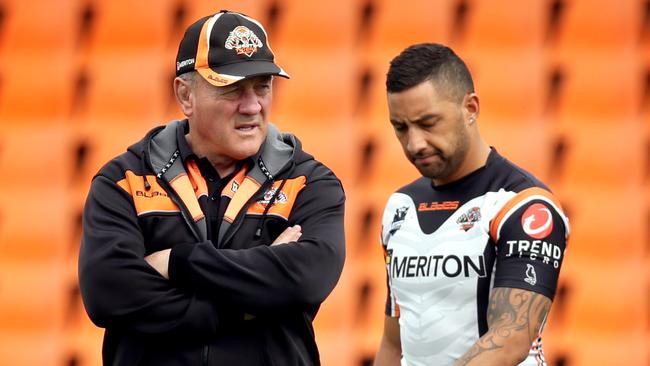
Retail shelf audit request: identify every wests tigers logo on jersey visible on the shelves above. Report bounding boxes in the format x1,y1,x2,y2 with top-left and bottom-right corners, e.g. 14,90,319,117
457,207,481,231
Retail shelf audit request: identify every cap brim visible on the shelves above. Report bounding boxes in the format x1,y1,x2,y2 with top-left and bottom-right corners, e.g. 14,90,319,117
197,60,290,87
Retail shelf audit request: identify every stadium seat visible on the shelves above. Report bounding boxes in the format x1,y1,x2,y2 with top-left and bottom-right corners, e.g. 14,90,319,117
554,123,644,188
0,124,73,192
457,0,546,51
557,185,645,263
462,50,547,121
0,0,79,55
81,54,169,122
271,52,360,120
368,0,454,52
87,0,176,56
272,0,357,51
272,117,361,187
552,0,640,52
0,56,77,120
480,118,551,181
0,259,68,332
363,129,422,194
0,330,65,366
182,0,271,27
0,193,72,262
551,52,642,120
561,328,648,366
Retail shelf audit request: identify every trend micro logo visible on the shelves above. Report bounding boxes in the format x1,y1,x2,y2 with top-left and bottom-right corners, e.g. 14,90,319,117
521,203,553,239
225,26,264,57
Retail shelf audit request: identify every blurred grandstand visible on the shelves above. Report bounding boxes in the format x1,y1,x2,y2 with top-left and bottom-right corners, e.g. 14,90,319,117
0,0,648,364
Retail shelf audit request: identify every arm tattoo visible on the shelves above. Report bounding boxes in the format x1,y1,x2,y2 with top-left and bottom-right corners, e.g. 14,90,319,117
455,288,551,366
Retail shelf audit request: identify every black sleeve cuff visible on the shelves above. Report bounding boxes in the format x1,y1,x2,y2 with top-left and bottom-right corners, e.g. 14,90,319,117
169,242,197,287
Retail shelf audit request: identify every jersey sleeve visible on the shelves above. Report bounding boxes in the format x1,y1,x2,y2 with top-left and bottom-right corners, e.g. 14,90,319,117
489,187,569,300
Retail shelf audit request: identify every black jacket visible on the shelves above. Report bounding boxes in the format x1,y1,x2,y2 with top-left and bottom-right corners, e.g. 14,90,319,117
79,120,346,365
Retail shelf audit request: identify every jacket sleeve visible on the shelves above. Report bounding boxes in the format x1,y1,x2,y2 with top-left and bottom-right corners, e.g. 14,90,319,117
168,173,346,313
79,175,221,336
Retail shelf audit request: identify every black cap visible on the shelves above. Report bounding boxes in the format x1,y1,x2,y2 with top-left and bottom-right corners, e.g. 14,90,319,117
175,10,289,86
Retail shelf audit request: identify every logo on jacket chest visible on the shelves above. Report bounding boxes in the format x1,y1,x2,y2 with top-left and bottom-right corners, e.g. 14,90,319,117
258,187,288,206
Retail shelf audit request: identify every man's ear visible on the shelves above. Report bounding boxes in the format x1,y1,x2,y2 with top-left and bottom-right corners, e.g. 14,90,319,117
464,92,480,125
173,77,194,117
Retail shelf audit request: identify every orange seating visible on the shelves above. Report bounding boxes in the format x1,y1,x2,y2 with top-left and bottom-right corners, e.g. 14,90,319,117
562,259,647,335
0,331,65,366
363,129,421,194
272,0,357,51
0,56,77,120
0,125,73,192
462,51,547,121
0,260,68,332
458,0,546,51
553,0,640,53
480,118,551,181
555,123,644,188
271,51,360,120
81,54,169,122
0,193,72,262
368,0,454,52
272,117,361,187
0,0,79,55
87,0,176,56
552,53,642,120
183,0,271,27
558,186,645,263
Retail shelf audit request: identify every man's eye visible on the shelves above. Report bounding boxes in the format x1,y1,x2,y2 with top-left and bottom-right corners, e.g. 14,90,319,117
393,124,406,132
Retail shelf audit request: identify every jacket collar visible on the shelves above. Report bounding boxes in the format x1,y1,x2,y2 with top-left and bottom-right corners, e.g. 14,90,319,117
145,119,297,243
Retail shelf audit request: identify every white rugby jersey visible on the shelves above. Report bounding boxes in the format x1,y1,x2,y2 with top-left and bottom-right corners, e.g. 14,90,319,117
381,149,569,366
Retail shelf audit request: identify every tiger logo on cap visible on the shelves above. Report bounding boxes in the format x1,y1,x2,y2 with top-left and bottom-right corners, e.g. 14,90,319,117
224,26,264,57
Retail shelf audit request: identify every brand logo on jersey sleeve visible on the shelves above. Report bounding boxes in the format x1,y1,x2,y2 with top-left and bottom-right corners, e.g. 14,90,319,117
521,203,554,239
456,207,481,231
524,264,537,286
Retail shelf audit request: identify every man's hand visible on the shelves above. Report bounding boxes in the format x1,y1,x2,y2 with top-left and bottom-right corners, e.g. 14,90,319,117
271,225,302,246
145,249,171,279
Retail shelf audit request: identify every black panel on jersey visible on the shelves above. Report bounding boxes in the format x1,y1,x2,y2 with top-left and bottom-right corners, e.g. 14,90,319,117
476,241,497,336
493,199,567,300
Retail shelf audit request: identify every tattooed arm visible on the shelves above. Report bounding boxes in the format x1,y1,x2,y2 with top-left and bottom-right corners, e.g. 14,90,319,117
454,287,551,366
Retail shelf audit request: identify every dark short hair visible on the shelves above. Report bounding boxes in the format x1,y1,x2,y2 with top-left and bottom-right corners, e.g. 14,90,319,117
386,43,475,102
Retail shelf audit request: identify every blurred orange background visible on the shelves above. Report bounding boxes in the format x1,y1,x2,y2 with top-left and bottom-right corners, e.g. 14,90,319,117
0,0,648,365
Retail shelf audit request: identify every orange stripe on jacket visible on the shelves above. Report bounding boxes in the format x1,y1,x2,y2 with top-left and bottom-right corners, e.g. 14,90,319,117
117,171,179,215
489,187,564,242
246,176,306,220
170,173,205,222
186,159,208,199
223,177,261,223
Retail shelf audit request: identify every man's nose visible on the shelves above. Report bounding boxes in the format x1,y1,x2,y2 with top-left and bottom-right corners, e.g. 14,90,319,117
238,88,262,115
406,129,427,155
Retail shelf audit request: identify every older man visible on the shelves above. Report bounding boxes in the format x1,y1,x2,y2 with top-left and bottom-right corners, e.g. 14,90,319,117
79,10,345,365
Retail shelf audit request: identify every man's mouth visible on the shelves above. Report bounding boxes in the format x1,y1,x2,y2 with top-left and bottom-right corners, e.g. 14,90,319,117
235,123,259,132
